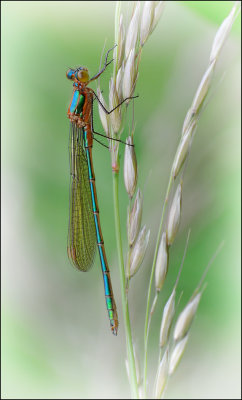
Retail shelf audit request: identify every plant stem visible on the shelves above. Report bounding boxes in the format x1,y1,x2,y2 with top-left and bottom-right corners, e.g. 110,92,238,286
143,173,173,397
112,171,139,399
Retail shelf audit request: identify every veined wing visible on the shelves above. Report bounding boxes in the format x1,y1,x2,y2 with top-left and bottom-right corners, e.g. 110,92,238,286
67,123,96,271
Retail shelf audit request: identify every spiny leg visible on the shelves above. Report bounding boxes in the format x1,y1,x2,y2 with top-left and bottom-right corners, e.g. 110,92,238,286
88,45,117,83
91,99,135,147
92,90,139,115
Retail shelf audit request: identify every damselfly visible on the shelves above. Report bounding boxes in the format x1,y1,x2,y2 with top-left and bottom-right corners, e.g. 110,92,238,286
66,47,136,335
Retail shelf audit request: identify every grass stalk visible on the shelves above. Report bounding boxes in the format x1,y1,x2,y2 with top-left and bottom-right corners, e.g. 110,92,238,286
143,172,173,396
112,170,139,399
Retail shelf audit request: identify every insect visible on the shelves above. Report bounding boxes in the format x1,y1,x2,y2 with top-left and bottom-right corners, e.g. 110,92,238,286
66,47,136,335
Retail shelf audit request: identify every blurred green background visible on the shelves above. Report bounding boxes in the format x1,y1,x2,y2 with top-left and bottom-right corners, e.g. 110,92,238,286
1,1,240,398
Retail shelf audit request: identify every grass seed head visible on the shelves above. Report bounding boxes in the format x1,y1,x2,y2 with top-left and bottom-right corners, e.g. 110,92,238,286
116,65,124,102
210,2,240,63
109,77,122,134
151,1,165,33
154,348,169,399
97,87,109,137
167,183,182,246
125,1,140,59
169,335,189,375
159,288,176,348
155,232,169,292
140,1,155,46
128,225,150,278
124,135,137,198
122,48,136,100
116,13,125,70
173,292,202,341
172,119,197,179
191,60,216,114
127,188,143,246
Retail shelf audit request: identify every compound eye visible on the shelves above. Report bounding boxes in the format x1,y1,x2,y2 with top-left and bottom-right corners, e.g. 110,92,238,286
77,69,89,83
66,69,75,80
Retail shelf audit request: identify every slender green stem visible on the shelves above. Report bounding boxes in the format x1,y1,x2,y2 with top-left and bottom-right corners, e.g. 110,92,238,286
143,173,173,397
112,171,139,399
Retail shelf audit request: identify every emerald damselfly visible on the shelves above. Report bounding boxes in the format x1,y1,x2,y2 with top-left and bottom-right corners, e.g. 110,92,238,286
66,47,136,335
